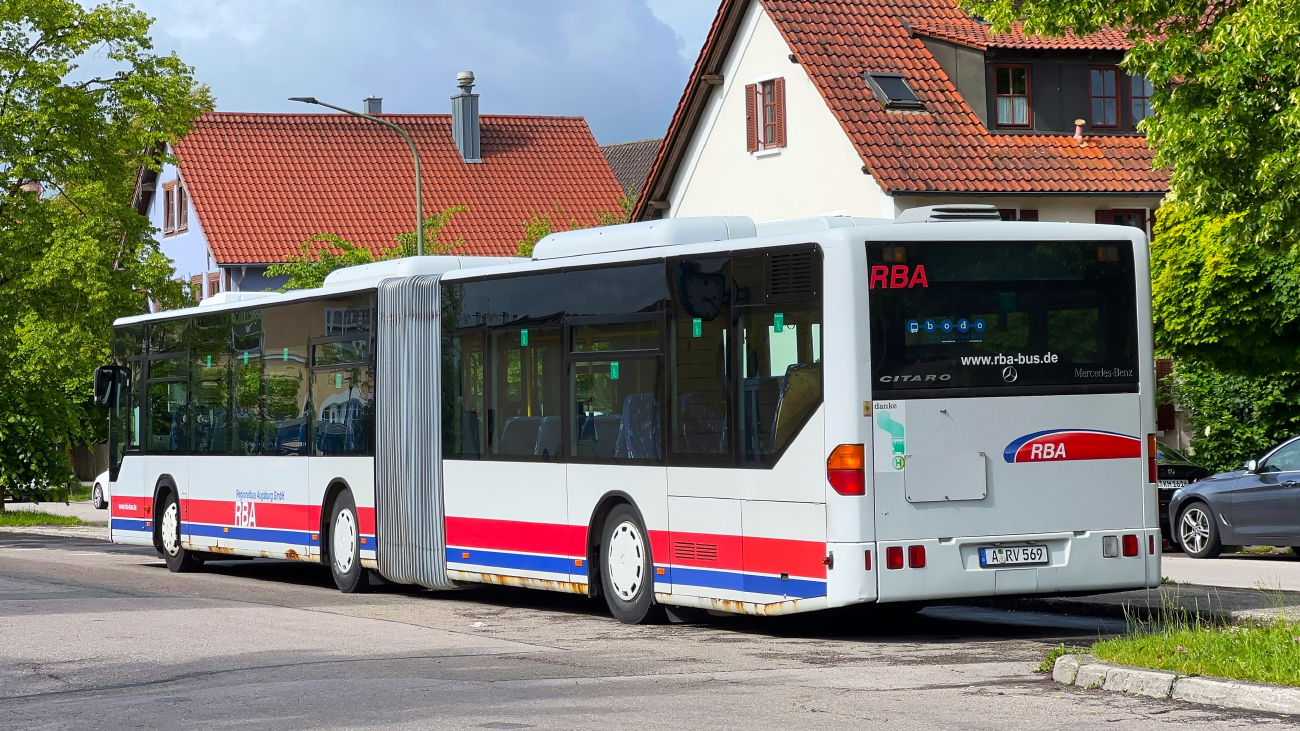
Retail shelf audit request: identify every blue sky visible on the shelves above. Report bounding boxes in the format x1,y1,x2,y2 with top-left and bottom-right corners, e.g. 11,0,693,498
116,0,719,144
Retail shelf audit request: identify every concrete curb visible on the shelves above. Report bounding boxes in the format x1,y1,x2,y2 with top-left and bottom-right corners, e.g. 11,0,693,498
1053,653,1300,714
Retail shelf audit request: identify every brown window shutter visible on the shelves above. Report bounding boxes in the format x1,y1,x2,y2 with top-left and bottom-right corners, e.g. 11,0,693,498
773,77,787,147
745,83,758,152
1018,209,1039,221
998,208,1017,221
1095,209,1114,225
177,185,188,230
163,187,175,232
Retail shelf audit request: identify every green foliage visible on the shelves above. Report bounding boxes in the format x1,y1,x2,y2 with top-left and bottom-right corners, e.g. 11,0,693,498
1094,615,1300,687
959,0,1300,246
1151,204,1300,373
0,1,209,500
1038,643,1085,674
516,196,637,257
267,206,468,290
0,509,88,527
1166,361,1300,473
959,0,1300,378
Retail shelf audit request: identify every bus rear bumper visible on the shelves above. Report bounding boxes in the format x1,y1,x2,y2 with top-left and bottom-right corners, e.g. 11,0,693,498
874,529,1158,604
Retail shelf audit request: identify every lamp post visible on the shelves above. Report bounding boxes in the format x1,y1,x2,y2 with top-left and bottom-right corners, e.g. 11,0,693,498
289,96,425,256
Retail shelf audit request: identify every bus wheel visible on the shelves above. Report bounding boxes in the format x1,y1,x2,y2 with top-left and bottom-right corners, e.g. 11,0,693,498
158,492,203,573
599,504,662,624
329,490,368,593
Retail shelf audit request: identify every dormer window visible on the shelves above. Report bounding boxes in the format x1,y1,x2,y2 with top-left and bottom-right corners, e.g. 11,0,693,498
1090,67,1120,128
865,73,923,111
162,179,188,236
994,66,1031,127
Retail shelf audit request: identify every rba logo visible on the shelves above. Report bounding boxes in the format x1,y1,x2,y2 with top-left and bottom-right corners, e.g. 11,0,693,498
234,500,257,528
869,265,929,289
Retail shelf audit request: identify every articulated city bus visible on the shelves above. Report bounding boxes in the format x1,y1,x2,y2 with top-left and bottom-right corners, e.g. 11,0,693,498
96,206,1160,622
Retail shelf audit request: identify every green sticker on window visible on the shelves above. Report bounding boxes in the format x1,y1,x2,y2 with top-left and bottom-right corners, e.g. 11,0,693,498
692,318,702,338
206,355,212,367
242,351,249,365
283,347,289,361
999,291,1017,312
335,372,343,388
521,329,529,346
774,312,785,333
610,361,620,380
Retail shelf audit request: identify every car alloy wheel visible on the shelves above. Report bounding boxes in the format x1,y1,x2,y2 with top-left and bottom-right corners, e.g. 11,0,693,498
1179,504,1214,556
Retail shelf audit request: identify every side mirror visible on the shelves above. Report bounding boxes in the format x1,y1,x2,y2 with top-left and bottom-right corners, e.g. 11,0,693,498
93,365,130,408
1245,459,1258,474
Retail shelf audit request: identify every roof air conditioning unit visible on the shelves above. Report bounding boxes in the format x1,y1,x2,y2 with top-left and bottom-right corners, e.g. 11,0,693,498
531,216,757,260
895,204,1002,223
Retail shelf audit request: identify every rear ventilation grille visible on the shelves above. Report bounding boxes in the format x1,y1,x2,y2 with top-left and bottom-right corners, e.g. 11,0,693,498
767,250,818,302
673,541,719,562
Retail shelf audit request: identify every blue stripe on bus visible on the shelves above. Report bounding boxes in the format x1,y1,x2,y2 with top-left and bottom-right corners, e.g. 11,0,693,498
658,565,826,599
185,523,313,546
447,547,588,578
111,518,150,532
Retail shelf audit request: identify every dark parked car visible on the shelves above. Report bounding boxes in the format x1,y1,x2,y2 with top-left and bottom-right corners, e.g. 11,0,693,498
1155,442,1212,548
1168,435,1300,558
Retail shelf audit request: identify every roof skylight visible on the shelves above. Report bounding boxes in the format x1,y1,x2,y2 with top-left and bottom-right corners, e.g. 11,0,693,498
865,73,924,110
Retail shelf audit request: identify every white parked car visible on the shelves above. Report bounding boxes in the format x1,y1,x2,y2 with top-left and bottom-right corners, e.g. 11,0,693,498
92,470,110,510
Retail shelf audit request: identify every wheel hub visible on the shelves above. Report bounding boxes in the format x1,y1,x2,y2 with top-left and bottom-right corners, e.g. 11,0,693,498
607,520,645,601
333,509,357,574
161,501,180,557
1180,508,1210,554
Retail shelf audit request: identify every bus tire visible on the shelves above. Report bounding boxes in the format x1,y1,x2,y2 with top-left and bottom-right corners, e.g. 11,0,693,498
1177,501,1222,559
158,492,203,573
599,504,662,624
328,489,368,593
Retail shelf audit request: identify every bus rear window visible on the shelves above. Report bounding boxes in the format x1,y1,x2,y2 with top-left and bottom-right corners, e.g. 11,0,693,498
868,240,1138,399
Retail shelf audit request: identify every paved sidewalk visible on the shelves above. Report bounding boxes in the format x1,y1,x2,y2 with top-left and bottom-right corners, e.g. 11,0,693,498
4,499,107,524
992,583,1300,625
1163,554,1300,592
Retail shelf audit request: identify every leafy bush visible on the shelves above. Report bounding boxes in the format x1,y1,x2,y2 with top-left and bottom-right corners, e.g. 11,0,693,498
1167,360,1300,473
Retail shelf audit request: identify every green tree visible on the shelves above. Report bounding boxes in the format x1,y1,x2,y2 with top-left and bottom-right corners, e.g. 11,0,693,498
0,0,210,503
515,195,637,258
267,205,468,290
960,0,1300,372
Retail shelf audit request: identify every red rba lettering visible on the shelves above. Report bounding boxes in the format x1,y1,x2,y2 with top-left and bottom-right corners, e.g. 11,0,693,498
870,264,928,289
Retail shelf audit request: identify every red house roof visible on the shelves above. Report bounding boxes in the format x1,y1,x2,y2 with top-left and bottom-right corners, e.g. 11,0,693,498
637,0,1168,218
173,112,624,264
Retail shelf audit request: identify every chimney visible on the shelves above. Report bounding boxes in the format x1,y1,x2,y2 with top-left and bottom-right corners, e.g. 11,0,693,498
363,96,382,115
451,71,482,163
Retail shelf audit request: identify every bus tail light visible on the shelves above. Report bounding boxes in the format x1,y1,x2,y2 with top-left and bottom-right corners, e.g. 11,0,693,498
827,444,865,496
1149,535,1156,555
1122,534,1139,557
1147,433,1158,483
908,545,926,568
886,546,904,570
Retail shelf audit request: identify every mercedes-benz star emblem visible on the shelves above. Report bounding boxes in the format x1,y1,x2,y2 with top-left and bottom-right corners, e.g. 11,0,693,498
1002,366,1019,383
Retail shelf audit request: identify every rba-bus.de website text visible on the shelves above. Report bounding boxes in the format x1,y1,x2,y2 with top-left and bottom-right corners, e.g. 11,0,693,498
958,352,1060,366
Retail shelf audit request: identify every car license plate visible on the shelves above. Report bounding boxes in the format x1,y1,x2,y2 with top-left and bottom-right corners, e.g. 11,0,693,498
1158,479,1188,489
979,545,1048,567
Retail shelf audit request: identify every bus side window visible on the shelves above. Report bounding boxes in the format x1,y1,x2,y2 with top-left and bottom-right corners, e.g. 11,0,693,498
262,303,312,456
145,319,189,453
734,249,822,466
191,313,232,455
442,331,485,460
232,310,265,455
669,257,731,464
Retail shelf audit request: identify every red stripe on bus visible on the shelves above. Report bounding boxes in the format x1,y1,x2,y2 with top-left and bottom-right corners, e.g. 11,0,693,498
111,496,153,519
183,499,310,529
445,516,587,558
742,536,827,579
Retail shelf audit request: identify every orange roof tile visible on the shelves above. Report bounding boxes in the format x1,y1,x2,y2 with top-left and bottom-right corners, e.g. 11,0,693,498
638,0,1168,216
173,112,625,264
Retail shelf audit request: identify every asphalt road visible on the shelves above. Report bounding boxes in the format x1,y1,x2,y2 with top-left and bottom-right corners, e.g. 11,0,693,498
0,532,1289,730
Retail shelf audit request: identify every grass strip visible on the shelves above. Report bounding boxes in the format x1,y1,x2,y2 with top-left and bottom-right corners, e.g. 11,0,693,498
1092,612,1300,687
0,510,88,527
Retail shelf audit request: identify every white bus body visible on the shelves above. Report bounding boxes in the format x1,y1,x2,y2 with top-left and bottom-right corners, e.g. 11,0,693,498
102,213,1159,620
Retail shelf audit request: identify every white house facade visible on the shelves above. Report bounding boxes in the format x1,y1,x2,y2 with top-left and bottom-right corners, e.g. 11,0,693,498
638,0,1169,231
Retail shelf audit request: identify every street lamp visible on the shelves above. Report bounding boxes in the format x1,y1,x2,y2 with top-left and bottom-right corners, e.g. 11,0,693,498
289,96,425,256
